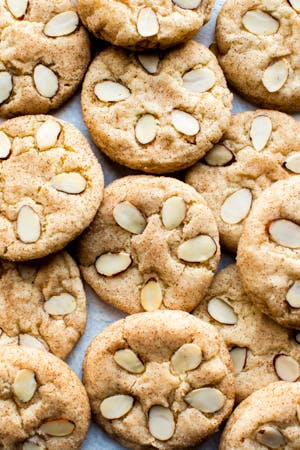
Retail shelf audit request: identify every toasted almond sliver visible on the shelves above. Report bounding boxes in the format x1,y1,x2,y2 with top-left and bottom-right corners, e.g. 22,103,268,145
256,425,286,448
141,279,163,312
221,188,252,225
96,252,131,277
289,0,300,12
274,354,300,381
51,173,87,194
284,152,300,173
208,298,238,325
250,115,272,151
34,65,58,98
114,349,145,374
185,387,225,413
36,120,61,150
17,205,41,244
135,114,157,144
171,110,200,136
137,8,159,37
230,347,247,374
286,281,300,308
268,219,300,248
7,0,28,18
161,196,186,230
100,395,134,419
0,71,13,104
44,293,76,316
171,344,202,373
178,235,217,263
13,369,37,403
19,334,48,351
173,0,202,9
113,201,146,234
44,11,79,37
0,131,11,159
94,81,130,102
40,419,75,437
137,54,160,74
204,144,234,166
262,60,288,93
183,68,215,93
148,406,175,441
242,10,279,35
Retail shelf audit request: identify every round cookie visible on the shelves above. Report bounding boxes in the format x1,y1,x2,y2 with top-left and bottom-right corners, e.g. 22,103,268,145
0,115,104,261
194,264,300,403
220,381,300,449
237,177,300,329
0,251,86,360
0,0,90,118
77,0,214,50
186,110,300,252
81,40,233,174
77,175,220,314
0,345,90,449
216,0,300,113
83,310,235,450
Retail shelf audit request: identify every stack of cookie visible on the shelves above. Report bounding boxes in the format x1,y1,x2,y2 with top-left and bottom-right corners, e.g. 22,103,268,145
0,0,300,449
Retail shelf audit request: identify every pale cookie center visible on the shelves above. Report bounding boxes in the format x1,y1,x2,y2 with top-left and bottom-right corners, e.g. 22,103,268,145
208,298,238,325
161,196,186,230
100,395,134,419
250,115,272,151
185,387,225,413
94,81,130,102
256,425,286,448
171,343,202,373
268,219,300,248
114,349,145,374
140,278,163,311
148,405,175,441
183,68,216,93
262,60,289,93
230,347,247,374
242,10,279,35
204,144,235,166
0,71,13,104
221,188,253,225
137,8,159,37
13,369,37,403
7,0,28,18
33,65,58,98
0,131,11,159
40,419,75,437
177,235,217,262
95,252,132,277
113,201,146,234
44,11,79,37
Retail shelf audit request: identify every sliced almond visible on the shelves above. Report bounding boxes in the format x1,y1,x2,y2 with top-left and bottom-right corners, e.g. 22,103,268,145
297,403,300,422
0,131,11,159
268,219,300,248
286,281,300,308
284,152,300,173
114,349,145,374
100,395,134,419
171,110,200,136
94,81,130,102
161,196,186,230
137,8,159,37
141,279,163,312
44,11,79,37
135,114,157,144
230,347,247,374
23,441,44,450
113,201,146,234
220,188,252,225
204,144,235,166
183,68,215,93
250,115,272,151
7,0,28,18
148,406,175,441
262,60,288,93
178,235,217,263
96,252,131,277
274,354,299,381
256,425,286,448
19,334,48,351
137,54,160,74
33,65,58,98
185,387,225,413
0,71,13,104
289,0,300,12
17,205,41,244
173,0,202,9
171,343,202,373
242,10,279,35
44,293,76,316
40,419,75,437
13,369,37,403
208,298,238,325
51,173,86,194
36,120,61,150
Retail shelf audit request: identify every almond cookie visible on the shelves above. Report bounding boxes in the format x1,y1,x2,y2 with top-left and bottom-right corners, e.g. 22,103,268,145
194,264,300,403
0,251,86,360
0,345,90,449
237,177,300,329
81,41,232,174
0,0,90,118
216,0,300,113
186,110,300,252
83,310,235,449
220,381,300,449
77,175,220,314
77,0,214,50
0,115,104,261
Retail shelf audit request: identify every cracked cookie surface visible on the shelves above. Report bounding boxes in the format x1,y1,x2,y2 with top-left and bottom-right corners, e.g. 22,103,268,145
237,177,300,329
186,110,300,252
0,251,86,360
0,115,104,261
81,41,232,174
83,310,235,450
194,264,300,403
0,345,90,449
77,0,214,50
77,175,220,314
216,0,300,112
0,0,90,118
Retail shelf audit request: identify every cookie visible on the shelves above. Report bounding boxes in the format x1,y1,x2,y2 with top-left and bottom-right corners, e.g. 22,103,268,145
237,177,300,329
81,41,232,174
216,0,300,113
77,0,214,50
0,0,90,118
194,264,300,403
186,110,300,252
0,251,86,360
0,345,90,449
83,310,235,450
0,115,104,261
77,175,220,314
220,381,300,449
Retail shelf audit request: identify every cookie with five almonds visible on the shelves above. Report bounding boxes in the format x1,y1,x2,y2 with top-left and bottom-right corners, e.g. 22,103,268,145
77,175,220,314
